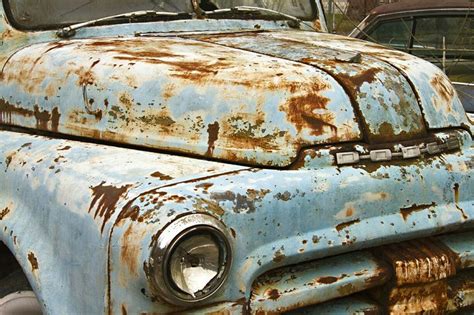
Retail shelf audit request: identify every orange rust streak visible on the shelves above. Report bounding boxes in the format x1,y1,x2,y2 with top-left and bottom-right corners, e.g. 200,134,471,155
206,122,220,157
335,219,361,232
400,202,436,221
27,252,39,271
0,207,10,220
89,182,132,233
120,224,146,277
283,83,334,137
431,73,455,105
150,171,173,181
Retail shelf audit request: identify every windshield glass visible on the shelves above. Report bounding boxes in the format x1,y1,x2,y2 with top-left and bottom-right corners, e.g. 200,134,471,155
6,0,317,30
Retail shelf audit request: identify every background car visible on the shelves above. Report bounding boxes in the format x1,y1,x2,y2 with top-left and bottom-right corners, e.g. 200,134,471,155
350,0,474,116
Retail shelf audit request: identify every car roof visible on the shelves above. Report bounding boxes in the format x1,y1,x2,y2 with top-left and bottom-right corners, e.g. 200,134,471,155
369,0,473,17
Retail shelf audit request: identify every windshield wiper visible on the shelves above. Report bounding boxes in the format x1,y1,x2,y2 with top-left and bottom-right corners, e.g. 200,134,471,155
57,10,192,38
203,6,316,31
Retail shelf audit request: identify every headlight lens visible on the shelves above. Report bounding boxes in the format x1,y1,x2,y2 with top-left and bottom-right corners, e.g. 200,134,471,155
149,214,232,305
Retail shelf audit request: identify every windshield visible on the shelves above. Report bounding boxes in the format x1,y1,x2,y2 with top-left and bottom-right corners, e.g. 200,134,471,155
6,0,317,30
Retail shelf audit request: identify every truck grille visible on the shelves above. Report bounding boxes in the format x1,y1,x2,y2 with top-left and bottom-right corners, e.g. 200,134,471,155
250,231,474,314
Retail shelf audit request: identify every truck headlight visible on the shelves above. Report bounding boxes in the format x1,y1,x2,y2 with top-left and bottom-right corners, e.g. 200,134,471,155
149,214,232,305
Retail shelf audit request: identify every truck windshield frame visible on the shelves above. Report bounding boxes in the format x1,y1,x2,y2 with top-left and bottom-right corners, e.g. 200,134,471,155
3,0,318,31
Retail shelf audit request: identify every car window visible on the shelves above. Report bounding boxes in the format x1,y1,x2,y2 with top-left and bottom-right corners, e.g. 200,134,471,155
207,0,315,18
365,18,413,51
5,0,317,30
413,15,474,84
455,83,474,113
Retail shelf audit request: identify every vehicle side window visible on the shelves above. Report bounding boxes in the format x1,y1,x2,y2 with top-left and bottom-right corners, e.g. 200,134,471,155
413,15,474,54
365,18,413,51
413,15,474,84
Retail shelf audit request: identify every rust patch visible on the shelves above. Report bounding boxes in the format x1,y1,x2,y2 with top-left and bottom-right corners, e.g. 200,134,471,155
121,305,127,315
5,152,16,170
335,219,361,232
274,191,292,201
120,224,146,277
384,281,448,314
400,202,436,221
312,235,321,244
32,105,61,131
0,99,34,124
337,68,381,89
51,107,61,132
431,73,455,104
454,183,460,203
273,247,285,263
117,205,141,223
337,283,356,296
316,276,338,284
453,183,468,220
282,83,335,137
88,182,132,233
195,182,214,192
27,252,38,271
211,189,269,214
150,171,173,181
0,207,10,220
33,105,50,129
206,122,220,156
264,288,280,301
58,145,71,151
376,238,459,286
194,198,225,216
82,38,233,82
75,66,95,86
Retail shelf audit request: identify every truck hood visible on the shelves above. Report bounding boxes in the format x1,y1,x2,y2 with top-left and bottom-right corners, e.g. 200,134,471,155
0,30,467,167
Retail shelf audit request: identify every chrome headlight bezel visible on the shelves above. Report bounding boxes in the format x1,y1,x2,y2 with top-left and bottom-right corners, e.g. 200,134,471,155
148,214,232,306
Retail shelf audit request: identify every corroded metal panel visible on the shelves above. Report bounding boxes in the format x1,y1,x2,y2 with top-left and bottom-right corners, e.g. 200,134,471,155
107,130,473,313
0,131,246,314
199,30,468,131
249,251,390,313
193,31,428,143
284,32,469,129
0,36,361,167
447,270,474,313
285,295,382,314
0,3,472,314
377,238,459,286
1,129,473,313
438,231,474,269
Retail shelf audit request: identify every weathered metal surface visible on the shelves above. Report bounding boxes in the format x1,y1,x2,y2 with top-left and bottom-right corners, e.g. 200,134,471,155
447,270,474,313
106,129,473,313
0,35,361,167
193,31,429,144
0,130,247,314
438,231,474,269
376,238,459,286
183,301,245,315
1,131,473,314
0,2,472,314
371,271,474,314
249,251,390,313
366,235,474,314
295,129,472,169
382,281,449,314
0,27,468,167
197,31,468,131
285,295,382,315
